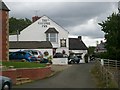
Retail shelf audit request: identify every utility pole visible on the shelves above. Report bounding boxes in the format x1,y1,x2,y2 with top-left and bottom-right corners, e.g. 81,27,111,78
17,30,19,41
34,10,39,16
117,1,120,88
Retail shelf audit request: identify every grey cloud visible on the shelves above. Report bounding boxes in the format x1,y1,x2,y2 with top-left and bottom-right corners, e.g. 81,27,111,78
5,2,118,39
70,28,105,39
49,2,115,27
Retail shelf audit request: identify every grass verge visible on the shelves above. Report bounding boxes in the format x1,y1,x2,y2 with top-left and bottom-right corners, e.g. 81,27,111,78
2,61,46,69
91,63,118,88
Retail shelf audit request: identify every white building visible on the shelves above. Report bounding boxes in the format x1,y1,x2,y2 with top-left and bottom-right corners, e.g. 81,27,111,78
69,36,88,63
9,15,88,63
10,15,69,55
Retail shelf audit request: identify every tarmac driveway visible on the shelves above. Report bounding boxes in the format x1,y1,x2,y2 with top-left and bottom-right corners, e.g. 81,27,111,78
13,62,96,88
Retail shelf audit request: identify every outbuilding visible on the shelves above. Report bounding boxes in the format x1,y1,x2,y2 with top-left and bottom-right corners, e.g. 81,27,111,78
69,36,88,63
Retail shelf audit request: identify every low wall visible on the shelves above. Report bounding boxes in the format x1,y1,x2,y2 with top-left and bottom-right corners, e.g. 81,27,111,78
1,66,52,84
52,58,68,65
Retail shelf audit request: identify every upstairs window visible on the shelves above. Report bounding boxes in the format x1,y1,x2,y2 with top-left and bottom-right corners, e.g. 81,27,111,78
45,28,59,43
46,33,58,42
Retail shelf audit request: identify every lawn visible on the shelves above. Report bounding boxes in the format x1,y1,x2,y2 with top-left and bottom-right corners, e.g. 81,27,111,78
2,61,46,69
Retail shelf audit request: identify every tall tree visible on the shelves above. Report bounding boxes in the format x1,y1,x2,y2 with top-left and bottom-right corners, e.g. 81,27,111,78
98,13,120,60
88,46,95,55
9,17,32,35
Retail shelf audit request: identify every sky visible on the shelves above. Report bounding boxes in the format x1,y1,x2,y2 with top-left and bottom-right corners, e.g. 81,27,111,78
3,0,119,47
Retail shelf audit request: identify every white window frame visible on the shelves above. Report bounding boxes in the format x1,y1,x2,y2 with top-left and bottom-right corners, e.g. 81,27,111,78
46,33,58,42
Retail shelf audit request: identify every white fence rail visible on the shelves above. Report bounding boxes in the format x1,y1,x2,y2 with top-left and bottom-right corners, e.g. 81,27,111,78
96,58,120,88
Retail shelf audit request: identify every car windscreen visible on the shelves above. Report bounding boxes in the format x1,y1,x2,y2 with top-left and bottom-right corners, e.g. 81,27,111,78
32,51,38,55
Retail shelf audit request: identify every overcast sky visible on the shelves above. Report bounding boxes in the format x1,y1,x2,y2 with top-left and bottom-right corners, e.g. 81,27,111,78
3,1,119,46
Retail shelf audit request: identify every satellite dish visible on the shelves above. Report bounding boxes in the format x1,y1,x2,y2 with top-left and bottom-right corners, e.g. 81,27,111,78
118,1,120,10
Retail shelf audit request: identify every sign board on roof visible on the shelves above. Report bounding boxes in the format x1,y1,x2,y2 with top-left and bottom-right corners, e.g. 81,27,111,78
38,19,50,28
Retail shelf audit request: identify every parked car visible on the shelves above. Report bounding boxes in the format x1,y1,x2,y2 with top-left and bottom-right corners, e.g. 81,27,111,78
9,51,37,62
63,54,68,58
90,54,95,61
68,55,81,64
0,76,12,90
24,50,43,61
53,52,63,58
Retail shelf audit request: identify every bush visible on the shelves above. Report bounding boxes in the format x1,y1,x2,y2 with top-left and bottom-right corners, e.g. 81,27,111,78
94,52,109,59
84,54,88,63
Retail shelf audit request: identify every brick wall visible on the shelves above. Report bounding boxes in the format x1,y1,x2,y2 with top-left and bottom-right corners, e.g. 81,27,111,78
0,10,9,61
2,67,52,84
1,69,17,84
0,10,2,61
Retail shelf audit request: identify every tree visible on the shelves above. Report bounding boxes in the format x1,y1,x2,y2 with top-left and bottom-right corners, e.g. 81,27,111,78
98,13,120,60
88,46,96,55
9,17,32,35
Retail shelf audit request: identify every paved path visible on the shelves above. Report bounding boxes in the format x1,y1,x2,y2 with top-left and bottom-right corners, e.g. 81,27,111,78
14,62,96,88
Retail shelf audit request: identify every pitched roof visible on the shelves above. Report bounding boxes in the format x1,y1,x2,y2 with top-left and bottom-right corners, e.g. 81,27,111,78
96,41,106,50
69,38,88,50
0,2,10,11
45,28,59,33
9,41,53,49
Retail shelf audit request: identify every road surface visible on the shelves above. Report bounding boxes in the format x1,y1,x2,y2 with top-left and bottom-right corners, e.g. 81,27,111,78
13,62,96,88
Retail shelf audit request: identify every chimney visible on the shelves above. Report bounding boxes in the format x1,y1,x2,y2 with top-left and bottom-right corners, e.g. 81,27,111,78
32,16,41,22
78,36,82,40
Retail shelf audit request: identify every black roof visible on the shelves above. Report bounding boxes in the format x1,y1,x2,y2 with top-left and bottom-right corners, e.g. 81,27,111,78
9,41,53,49
45,28,59,33
0,2,10,11
69,38,88,50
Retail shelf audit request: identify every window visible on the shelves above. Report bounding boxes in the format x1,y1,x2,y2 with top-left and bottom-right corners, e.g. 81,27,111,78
46,33,58,42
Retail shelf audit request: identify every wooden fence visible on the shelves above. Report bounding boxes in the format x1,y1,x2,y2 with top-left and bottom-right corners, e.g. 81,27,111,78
95,58,120,88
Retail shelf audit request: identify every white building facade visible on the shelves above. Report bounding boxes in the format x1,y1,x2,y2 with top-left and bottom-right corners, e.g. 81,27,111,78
10,15,69,55
9,15,88,63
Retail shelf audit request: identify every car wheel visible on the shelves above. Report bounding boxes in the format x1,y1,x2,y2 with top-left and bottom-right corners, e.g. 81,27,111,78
68,62,70,64
70,60,74,64
2,83,10,90
77,61,79,64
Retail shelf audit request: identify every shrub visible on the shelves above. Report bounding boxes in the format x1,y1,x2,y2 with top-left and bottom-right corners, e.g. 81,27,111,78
94,52,109,59
84,54,88,63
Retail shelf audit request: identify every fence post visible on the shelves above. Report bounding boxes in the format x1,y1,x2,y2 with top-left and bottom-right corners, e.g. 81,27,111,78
116,60,120,89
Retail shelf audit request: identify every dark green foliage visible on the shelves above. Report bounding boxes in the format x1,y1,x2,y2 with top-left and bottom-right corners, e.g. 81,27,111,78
9,17,32,35
98,13,120,60
84,54,88,63
88,46,96,55
94,52,109,59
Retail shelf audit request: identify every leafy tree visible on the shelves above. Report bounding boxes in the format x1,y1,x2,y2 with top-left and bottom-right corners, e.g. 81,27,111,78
98,13,120,60
88,46,96,55
9,17,32,35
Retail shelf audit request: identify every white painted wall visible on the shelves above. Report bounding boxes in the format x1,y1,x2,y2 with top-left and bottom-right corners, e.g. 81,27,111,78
52,58,68,65
9,35,18,41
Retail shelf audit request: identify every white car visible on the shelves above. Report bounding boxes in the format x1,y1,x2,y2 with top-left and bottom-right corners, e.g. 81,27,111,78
0,76,12,90
24,50,43,61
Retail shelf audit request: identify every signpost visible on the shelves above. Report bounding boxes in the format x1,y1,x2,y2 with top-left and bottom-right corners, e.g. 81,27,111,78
118,1,120,88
